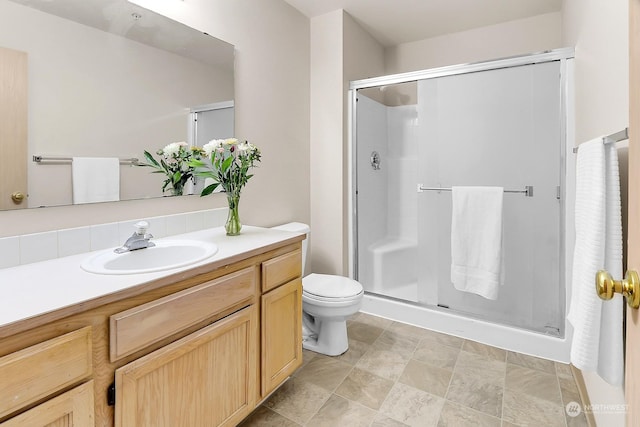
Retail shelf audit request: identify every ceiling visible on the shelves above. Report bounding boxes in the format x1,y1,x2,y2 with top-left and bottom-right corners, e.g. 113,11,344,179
283,0,563,47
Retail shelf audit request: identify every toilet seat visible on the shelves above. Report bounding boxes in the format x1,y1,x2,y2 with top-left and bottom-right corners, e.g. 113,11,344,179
302,273,363,299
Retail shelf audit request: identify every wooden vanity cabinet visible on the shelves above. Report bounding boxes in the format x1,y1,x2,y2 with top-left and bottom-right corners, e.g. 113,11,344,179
0,237,303,427
260,249,303,397
114,306,258,427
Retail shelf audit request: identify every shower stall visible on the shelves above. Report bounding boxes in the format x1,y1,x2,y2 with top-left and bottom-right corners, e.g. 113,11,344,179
349,48,575,361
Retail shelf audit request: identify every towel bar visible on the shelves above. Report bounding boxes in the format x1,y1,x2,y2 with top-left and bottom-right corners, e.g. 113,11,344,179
33,155,139,165
417,185,534,197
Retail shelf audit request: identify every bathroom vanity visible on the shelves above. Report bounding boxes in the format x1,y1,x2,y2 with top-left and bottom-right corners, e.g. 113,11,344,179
0,227,304,426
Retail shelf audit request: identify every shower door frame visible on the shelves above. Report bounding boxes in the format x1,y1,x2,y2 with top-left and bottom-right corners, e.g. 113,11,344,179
348,48,575,338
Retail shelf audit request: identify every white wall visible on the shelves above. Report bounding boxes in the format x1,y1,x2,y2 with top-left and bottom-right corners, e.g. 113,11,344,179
385,12,563,74
0,0,310,238
562,0,628,426
309,10,385,275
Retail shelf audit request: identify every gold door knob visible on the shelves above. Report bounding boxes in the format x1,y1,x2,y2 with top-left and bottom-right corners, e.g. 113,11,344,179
596,270,640,309
11,192,25,204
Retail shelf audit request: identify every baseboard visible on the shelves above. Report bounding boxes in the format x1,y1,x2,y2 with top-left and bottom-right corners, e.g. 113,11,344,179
571,364,598,427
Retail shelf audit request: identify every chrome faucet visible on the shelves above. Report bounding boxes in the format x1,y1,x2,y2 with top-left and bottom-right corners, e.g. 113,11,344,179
114,221,155,253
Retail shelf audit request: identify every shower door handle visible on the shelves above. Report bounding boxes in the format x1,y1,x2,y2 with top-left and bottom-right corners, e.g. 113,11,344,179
370,151,381,170
596,270,640,309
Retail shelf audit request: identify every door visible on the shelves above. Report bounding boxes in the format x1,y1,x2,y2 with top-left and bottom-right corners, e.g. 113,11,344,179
627,1,640,424
261,278,303,397
0,46,27,210
114,306,258,427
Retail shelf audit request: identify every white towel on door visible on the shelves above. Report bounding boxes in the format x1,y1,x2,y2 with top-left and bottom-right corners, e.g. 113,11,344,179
450,186,504,300
567,138,623,386
72,157,120,204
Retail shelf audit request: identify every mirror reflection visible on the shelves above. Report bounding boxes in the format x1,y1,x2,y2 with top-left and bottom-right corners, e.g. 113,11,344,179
0,0,234,210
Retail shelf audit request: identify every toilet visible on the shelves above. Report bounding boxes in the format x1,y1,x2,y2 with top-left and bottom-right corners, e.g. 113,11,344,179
271,223,364,356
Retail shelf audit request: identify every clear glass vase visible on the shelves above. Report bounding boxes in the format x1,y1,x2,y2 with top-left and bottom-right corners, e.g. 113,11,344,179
225,194,242,236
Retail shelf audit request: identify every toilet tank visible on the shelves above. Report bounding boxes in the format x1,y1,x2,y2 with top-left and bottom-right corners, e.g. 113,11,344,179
271,222,310,274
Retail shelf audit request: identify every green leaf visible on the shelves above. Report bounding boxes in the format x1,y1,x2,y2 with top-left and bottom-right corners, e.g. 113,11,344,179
221,155,233,173
143,150,161,168
200,182,219,196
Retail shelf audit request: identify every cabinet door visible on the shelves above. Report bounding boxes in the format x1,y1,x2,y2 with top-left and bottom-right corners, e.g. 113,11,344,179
0,381,94,427
261,278,303,396
115,306,258,427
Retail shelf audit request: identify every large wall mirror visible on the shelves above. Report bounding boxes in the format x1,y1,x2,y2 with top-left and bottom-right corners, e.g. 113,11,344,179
0,0,234,210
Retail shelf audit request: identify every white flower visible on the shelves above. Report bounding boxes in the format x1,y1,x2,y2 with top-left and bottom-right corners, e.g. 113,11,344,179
203,139,223,157
223,138,238,146
162,142,183,157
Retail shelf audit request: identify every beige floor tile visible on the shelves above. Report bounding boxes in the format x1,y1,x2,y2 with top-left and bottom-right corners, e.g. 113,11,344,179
398,359,452,397
413,340,461,369
555,362,574,379
293,355,353,391
371,413,410,426
502,388,566,427
356,348,411,381
306,394,377,427
566,411,590,427
347,321,385,344
454,350,506,384
263,377,331,425
445,372,504,418
388,322,464,348
239,406,301,427
335,367,395,410
558,375,582,406
259,313,588,427
354,312,394,329
436,401,501,427
505,363,562,405
299,349,317,370
461,340,506,362
373,330,420,354
379,383,445,427
331,338,371,365
506,351,556,374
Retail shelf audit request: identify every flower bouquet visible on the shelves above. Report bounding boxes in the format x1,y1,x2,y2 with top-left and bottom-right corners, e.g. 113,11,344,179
140,142,204,196
191,138,261,235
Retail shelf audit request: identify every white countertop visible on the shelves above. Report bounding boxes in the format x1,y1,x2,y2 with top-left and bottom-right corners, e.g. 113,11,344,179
0,226,302,331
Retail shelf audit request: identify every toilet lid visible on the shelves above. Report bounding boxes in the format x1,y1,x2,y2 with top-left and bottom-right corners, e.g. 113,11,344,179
303,273,364,298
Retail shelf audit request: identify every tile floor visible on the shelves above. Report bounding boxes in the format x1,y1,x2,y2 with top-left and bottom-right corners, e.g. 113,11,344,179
241,312,589,427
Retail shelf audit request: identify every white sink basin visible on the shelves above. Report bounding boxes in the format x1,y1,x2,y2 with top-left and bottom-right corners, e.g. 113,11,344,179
81,239,219,275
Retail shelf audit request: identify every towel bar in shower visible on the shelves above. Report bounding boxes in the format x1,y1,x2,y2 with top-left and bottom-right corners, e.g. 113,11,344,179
417,185,534,197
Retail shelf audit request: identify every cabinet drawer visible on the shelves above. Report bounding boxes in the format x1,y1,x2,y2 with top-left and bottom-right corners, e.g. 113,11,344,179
110,266,256,362
261,249,302,292
0,327,92,419
0,380,95,427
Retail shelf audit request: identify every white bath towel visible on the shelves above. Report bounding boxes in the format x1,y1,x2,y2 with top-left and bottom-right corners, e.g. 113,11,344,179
72,157,120,204
450,186,504,300
567,138,623,386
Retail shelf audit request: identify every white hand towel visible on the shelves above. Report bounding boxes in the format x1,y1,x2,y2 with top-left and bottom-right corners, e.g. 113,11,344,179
72,157,120,204
567,138,623,386
450,186,504,300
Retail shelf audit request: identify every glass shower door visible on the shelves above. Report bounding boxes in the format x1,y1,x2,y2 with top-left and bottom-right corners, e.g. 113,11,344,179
416,61,563,334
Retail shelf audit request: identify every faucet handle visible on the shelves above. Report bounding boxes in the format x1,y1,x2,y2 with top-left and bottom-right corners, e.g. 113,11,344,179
134,221,149,235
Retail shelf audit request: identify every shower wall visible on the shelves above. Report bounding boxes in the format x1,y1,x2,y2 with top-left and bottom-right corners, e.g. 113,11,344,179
356,95,418,298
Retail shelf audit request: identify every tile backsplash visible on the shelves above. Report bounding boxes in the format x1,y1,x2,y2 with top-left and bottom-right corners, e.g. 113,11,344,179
0,208,228,269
